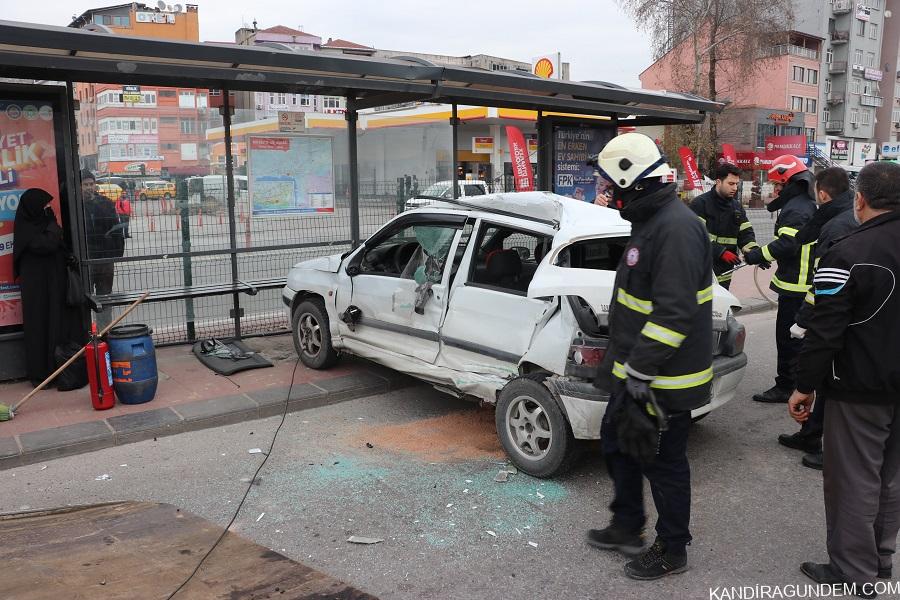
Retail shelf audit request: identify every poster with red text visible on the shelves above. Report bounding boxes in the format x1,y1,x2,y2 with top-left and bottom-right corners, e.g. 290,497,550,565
0,99,63,328
678,147,703,191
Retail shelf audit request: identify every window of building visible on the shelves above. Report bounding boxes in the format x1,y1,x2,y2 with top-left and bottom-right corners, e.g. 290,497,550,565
870,23,879,40
196,95,207,109
793,66,805,82
277,93,287,105
826,47,834,64
857,20,866,37
863,80,879,95
823,108,830,123
825,78,832,94
861,109,872,125
160,116,177,125
891,109,900,123
791,96,804,111
150,118,158,133
854,49,864,65
866,52,876,68
806,69,818,84
180,118,196,134
852,78,862,94
322,96,343,109
850,108,860,123
268,93,275,105
159,90,176,98
112,16,130,26
178,91,195,109
805,98,817,113
805,127,816,141
757,123,777,147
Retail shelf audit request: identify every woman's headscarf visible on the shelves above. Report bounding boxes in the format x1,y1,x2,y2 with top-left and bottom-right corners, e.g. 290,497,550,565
13,188,55,277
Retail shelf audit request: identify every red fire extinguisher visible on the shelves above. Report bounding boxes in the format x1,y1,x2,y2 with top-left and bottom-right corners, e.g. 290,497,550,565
85,323,115,411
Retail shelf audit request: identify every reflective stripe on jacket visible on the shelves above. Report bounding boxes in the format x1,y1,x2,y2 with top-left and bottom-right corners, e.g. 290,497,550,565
690,189,757,283
760,192,816,297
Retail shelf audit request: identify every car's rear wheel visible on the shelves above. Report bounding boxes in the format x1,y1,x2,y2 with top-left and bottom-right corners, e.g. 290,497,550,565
164,192,172,199
139,193,147,202
292,299,339,369
496,376,577,478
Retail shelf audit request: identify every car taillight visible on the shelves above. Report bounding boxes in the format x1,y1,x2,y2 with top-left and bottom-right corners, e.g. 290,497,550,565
571,343,605,367
732,327,746,355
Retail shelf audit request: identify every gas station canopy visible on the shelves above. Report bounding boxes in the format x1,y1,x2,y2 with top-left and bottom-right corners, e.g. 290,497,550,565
0,20,721,124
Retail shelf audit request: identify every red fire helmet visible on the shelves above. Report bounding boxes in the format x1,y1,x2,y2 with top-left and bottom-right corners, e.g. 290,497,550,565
767,155,808,184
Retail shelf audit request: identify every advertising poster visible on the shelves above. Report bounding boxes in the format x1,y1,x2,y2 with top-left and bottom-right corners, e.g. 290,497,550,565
678,147,703,190
247,135,335,216
830,139,850,163
506,126,535,192
0,99,62,328
552,126,615,202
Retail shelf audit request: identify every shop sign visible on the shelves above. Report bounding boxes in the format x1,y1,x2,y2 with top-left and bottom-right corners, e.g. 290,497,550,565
831,139,850,162
881,141,900,158
764,135,807,159
856,3,871,21
472,136,494,154
278,111,305,133
768,111,795,124
864,68,883,81
852,140,877,166
136,12,176,24
526,135,538,154
122,85,141,104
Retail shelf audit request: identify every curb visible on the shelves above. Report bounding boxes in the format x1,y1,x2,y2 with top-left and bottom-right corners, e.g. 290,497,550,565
0,367,417,471
736,296,777,316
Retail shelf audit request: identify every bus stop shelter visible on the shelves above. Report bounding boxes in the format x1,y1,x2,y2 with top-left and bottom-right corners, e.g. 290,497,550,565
0,19,721,379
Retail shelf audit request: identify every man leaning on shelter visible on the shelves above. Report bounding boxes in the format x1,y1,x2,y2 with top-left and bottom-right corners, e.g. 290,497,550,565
789,162,900,599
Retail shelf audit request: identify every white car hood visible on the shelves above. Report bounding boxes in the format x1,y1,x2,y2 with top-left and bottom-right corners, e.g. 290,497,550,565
292,254,343,273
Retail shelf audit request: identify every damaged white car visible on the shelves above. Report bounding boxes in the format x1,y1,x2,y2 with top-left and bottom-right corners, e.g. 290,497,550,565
283,192,748,477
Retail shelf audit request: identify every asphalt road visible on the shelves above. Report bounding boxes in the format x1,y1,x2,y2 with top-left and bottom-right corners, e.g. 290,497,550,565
0,305,867,600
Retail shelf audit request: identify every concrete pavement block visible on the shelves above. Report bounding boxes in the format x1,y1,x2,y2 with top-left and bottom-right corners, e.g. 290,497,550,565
107,408,185,445
0,436,20,460
312,372,389,400
176,395,259,430
249,384,326,418
18,421,115,465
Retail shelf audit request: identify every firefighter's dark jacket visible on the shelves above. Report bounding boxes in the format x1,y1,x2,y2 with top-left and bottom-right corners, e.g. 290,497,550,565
796,210,900,404
761,176,817,297
795,191,858,328
596,183,714,412
690,189,758,283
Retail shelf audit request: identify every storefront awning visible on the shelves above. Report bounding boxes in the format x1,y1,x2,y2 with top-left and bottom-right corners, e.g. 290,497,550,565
0,20,722,124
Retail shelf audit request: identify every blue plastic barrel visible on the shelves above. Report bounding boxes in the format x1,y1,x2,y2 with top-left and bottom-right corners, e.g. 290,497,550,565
107,324,158,405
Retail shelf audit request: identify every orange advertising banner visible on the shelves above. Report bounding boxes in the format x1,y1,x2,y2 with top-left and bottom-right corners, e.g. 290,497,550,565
0,99,63,328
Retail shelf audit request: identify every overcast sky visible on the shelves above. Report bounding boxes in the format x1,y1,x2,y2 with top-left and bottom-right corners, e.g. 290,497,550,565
5,0,654,86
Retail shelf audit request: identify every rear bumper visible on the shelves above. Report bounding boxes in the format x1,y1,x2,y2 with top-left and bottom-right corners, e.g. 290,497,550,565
548,352,748,440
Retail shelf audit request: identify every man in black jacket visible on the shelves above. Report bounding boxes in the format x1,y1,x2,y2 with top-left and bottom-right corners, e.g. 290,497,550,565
777,167,857,469
744,155,816,403
585,134,712,580
690,162,759,289
81,169,124,327
790,161,900,599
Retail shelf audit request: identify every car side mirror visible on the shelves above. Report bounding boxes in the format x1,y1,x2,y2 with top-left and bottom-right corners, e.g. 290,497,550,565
346,264,360,277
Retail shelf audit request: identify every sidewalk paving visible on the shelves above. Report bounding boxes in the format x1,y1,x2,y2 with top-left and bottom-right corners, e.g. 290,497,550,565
0,277,774,471
0,335,414,470
729,264,778,315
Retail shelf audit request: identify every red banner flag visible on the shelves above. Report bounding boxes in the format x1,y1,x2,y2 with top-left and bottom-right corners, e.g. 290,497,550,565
678,146,702,191
721,143,737,165
506,126,535,192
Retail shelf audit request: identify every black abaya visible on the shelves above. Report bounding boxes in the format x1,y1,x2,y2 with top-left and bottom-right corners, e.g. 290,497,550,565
13,189,85,386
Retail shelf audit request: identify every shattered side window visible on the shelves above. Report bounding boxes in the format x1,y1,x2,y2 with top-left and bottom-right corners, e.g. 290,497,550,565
399,225,457,284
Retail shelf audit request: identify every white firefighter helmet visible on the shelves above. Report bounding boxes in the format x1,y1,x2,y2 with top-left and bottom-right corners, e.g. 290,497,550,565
596,133,670,189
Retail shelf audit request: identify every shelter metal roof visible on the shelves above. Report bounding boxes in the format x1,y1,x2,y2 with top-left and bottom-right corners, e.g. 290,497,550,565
0,20,722,124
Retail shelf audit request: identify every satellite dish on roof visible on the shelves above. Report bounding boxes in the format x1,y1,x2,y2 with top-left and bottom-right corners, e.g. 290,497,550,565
173,4,183,11
157,0,167,10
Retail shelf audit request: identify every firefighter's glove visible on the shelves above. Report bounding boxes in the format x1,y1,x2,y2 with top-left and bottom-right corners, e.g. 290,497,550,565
625,375,652,401
743,247,772,270
720,249,740,265
615,385,668,464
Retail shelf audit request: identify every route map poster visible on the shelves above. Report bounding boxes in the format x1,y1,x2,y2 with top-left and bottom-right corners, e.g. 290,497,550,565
0,99,63,328
247,135,335,216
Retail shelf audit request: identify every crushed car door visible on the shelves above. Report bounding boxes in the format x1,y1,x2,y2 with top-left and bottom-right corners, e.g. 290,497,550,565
439,220,555,377
337,215,464,363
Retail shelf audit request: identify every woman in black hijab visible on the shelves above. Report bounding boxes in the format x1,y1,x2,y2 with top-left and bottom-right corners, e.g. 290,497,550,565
14,188,84,386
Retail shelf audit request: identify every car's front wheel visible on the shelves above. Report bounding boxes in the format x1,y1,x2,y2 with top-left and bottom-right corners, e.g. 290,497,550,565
496,376,577,478
139,193,147,202
292,299,339,369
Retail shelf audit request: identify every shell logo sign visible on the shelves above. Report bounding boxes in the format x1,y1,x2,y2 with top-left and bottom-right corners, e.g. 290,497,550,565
531,53,561,79
533,58,554,78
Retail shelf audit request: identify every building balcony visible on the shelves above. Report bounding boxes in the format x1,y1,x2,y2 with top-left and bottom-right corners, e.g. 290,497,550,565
831,30,850,44
860,95,884,107
768,44,819,61
829,61,848,74
833,0,852,14
825,120,844,133
827,92,845,104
